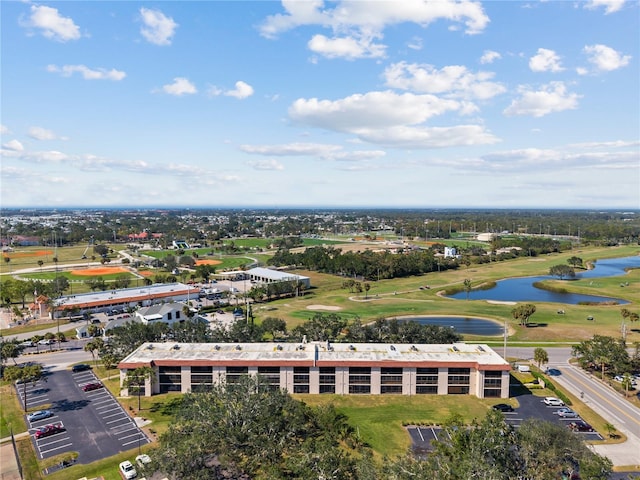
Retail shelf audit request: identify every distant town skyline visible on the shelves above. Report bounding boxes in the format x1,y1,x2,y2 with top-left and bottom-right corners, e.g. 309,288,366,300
1,1,638,209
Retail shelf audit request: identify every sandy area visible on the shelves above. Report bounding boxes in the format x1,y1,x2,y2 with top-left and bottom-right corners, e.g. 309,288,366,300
195,259,223,266
70,267,130,276
486,300,517,305
2,250,53,258
306,305,342,311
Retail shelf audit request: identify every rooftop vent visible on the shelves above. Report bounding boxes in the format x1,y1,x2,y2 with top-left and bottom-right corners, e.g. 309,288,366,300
214,345,220,350
276,345,283,351
296,345,306,351
235,345,242,351
173,344,180,350
390,345,396,351
410,345,418,352
349,345,356,351
477,346,485,352
452,346,459,352
146,344,154,350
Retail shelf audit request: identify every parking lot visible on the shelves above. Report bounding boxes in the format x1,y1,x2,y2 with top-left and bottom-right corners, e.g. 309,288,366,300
407,392,603,454
17,368,150,464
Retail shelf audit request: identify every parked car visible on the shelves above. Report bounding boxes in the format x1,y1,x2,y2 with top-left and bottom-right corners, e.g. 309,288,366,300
34,423,65,439
554,408,578,418
119,460,137,479
568,420,594,432
543,397,565,406
38,339,53,345
492,403,514,412
71,364,92,373
135,453,151,468
82,382,103,392
19,340,35,348
27,410,53,422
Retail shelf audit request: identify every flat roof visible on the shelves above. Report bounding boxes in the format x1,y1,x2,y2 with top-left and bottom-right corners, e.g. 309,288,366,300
248,267,309,281
57,283,199,309
119,342,510,370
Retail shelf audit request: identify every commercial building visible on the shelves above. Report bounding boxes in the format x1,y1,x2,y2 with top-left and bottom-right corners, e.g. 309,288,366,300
53,283,200,318
118,341,510,398
214,267,311,289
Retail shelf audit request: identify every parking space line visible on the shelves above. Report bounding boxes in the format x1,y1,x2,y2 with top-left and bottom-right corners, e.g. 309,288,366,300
39,442,73,456
101,411,127,419
111,421,137,432
106,417,130,425
119,431,142,441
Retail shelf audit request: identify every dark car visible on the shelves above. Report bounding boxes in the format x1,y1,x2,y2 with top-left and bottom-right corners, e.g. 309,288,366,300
492,403,514,412
72,364,92,373
34,423,65,439
568,420,594,432
82,382,103,392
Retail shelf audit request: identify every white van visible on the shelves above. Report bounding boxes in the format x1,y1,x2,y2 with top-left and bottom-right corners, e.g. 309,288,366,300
517,364,530,373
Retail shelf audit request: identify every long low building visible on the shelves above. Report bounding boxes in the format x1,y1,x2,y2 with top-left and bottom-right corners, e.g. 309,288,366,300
118,341,510,398
54,283,200,317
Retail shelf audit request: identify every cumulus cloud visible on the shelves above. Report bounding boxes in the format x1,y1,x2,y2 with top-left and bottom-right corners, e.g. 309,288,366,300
246,159,285,171
160,77,197,96
308,33,386,59
503,82,581,117
28,127,57,141
584,0,626,14
0,125,9,135
480,50,501,64
407,36,423,50
225,81,254,99
140,8,178,46
46,64,126,81
22,5,81,42
582,44,631,72
259,0,489,59
383,62,506,100
529,48,564,72
2,139,24,151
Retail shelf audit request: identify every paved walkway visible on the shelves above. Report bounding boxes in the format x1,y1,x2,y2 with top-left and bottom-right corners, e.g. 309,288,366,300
0,433,29,480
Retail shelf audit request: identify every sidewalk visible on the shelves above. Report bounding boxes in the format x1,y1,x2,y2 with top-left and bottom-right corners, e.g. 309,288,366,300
0,433,29,480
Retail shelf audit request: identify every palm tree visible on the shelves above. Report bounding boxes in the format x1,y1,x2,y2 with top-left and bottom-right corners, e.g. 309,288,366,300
3,256,10,273
534,347,549,370
463,279,472,300
37,260,44,271
124,367,157,411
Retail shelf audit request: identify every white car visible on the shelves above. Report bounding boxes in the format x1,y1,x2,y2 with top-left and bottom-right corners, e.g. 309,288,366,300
543,396,564,406
119,460,137,479
135,454,151,468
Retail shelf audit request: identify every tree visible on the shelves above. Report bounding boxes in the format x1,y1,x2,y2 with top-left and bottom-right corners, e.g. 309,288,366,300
572,335,631,378
3,256,10,272
364,282,371,299
261,317,287,340
85,338,105,367
549,264,575,280
463,278,472,300
567,256,583,268
1,340,21,366
123,366,156,411
37,259,44,271
511,304,537,327
534,347,549,370
3,364,45,412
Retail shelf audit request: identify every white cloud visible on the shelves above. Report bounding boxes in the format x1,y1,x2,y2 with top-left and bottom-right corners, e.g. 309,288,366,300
383,62,505,100
140,8,178,46
28,127,57,140
2,139,24,151
308,34,386,59
529,48,564,72
246,159,285,171
161,77,197,96
584,0,626,14
480,50,501,64
46,64,126,81
240,142,386,161
503,82,581,117
225,81,254,99
259,0,489,59
0,125,9,135
407,36,423,50
288,91,499,148
583,44,631,72
22,5,81,42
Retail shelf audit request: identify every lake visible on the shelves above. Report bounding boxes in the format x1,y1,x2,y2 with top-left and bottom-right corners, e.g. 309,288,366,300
398,316,504,335
447,255,639,305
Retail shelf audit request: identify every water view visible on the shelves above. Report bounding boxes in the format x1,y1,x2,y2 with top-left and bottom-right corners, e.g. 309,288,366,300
398,316,504,336
448,255,639,304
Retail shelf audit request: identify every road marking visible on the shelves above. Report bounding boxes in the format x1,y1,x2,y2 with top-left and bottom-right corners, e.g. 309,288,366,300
561,367,639,428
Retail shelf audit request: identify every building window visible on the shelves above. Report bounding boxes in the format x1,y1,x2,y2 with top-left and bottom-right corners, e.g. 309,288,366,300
349,367,371,394
416,367,438,394
258,366,280,391
176,311,181,319
226,366,248,384
319,367,335,394
293,367,309,394
483,370,503,398
381,367,403,394
448,367,470,394
167,312,172,320
191,366,213,386
159,366,182,394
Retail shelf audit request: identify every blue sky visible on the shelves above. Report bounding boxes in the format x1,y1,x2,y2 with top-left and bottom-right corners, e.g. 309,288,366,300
1,0,638,209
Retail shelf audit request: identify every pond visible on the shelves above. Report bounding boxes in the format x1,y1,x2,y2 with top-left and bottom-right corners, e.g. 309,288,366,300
398,316,504,336
447,255,639,304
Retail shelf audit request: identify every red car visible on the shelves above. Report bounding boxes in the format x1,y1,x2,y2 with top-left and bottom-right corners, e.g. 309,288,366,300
35,423,65,439
82,382,103,392
568,420,594,432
